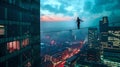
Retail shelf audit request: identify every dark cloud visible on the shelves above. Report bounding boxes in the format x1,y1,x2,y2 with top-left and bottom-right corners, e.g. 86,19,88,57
90,5,103,14
113,2,120,10
108,11,120,26
94,0,120,11
104,0,120,11
117,0,120,3
105,5,115,11
94,0,114,6
43,5,56,12
83,1,92,11
89,0,120,14
42,4,68,14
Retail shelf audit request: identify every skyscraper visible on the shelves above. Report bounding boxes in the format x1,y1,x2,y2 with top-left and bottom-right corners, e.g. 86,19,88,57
99,16,109,48
88,28,98,48
0,0,40,67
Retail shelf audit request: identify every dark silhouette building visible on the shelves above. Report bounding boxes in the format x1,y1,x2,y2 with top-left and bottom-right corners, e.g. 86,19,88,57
0,0,40,67
99,16,109,48
87,48,100,62
87,28,101,62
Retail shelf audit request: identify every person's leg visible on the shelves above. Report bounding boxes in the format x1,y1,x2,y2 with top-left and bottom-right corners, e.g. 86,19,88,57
78,23,80,29
77,24,79,29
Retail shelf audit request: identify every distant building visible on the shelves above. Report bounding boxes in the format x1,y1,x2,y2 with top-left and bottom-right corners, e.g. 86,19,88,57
108,27,120,48
0,0,40,67
86,28,101,62
88,28,98,48
65,55,77,67
99,16,120,49
103,48,120,62
99,16,109,48
99,16,120,63
87,48,101,62
103,27,120,62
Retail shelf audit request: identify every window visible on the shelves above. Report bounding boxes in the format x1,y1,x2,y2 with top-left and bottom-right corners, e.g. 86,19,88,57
7,8,20,21
22,38,29,47
25,61,31,67
0,25,5,35
0,6,5,20
7,40,20,53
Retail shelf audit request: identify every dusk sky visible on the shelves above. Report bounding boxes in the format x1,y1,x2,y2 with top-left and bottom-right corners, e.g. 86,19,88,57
40,0,120,31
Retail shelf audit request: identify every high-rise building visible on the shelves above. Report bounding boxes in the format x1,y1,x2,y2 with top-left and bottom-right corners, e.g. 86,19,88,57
0,0,40,67
88,28,98,48
108,27,120,48
99,16,120,64
99,16,109,48
87,28,101,62
87,48,101,62
103,27,120,62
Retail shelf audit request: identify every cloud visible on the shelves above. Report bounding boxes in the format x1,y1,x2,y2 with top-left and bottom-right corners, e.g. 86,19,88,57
65,6,74,11
94,0,114,6
41,0,61,9
90,5,104,14
42,5,56,13
83,1,92,11
113,1,120,10
92,0,120,13
40,0,120,24
40,9,55,16
41,3,68,14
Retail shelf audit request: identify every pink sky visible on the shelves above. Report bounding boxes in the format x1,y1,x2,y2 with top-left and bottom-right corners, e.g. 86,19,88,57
40,15,73,22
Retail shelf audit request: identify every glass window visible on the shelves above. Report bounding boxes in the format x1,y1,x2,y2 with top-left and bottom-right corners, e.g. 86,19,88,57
22,38,29,47
0,25,5,35
7,40,20,53
0,6,5,20
7,8,20,21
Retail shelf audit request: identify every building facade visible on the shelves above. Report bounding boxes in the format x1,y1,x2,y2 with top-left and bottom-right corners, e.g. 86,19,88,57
88,28,98,48
103,27,120,62
99,16,109,48
108,27,120,48
0,0,40,67
99,16,120,64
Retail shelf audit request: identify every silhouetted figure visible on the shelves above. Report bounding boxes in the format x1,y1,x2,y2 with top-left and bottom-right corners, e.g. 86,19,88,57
76,17,83,29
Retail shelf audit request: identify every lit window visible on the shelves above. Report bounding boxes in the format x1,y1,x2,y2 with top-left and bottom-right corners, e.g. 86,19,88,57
0,25,5,35
50,40,56,45
7,41,20,53
25,61,31,67
22,38,29,47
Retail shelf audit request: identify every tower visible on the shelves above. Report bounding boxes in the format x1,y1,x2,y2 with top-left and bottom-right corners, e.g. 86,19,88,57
99,16,109,48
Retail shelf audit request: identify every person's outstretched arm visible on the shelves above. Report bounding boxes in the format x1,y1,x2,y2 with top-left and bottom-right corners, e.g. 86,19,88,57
80,19,83,22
